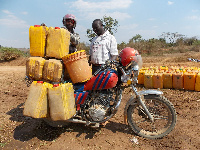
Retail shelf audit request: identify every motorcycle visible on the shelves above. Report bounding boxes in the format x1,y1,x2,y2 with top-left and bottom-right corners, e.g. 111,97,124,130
29,47,177,139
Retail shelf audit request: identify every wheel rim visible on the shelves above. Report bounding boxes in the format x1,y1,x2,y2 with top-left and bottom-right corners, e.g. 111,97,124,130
130,99,173,136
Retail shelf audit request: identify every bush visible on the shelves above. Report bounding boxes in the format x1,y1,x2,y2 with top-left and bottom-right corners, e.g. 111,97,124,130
0,47,28,61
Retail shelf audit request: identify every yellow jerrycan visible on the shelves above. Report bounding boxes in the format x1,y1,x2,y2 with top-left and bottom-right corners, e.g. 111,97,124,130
173,72,184,89
47,83,76,121
46,27,70,59
195,73,200,91
153,73,163,89
42,59,63,82
144,72,154,89
163,72,173,89
23,81,48,118
138,70,145,84
29,25,48,57
184,72,196,91
26,57,46,80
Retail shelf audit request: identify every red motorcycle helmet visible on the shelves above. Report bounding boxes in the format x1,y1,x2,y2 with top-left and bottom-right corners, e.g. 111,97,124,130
62,14,77,28
119,47,139,66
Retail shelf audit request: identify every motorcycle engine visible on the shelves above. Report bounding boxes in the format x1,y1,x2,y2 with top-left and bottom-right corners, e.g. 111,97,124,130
88,90,114,122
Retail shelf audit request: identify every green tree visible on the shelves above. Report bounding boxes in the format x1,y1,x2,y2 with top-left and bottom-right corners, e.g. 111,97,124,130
127,34,143,52
159,32,185,46
129,34,142,43
86,15,119,41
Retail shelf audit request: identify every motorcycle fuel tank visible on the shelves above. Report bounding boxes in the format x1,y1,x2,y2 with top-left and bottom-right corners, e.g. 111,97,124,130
84,69,118,91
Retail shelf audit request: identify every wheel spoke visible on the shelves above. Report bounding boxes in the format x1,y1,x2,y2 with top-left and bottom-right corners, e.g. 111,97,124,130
154,115,168,120
150,123,157,132
135,118,147,124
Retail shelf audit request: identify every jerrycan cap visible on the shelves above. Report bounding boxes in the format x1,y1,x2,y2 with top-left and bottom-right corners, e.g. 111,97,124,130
34,25,41,27
37,81,43,83
53,84,59,87
55,27,60,29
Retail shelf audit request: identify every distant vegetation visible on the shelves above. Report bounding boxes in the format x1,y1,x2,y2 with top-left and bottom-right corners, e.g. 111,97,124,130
77,33,200,56
1,33,199,61
117,32,200,56
0,46,29,61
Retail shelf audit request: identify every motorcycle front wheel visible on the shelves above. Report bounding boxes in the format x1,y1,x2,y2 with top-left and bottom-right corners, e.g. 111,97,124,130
127,95,176,139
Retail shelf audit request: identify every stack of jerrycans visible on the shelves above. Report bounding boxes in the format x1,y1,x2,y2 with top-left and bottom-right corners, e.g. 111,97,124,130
26,25,48,81
27,25,70,83
24,25,76,120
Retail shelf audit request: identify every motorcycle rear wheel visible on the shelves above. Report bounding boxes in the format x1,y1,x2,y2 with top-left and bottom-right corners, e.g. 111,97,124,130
127,95,176,139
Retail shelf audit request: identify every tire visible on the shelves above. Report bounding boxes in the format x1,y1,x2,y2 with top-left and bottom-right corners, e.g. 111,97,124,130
127,95,176,139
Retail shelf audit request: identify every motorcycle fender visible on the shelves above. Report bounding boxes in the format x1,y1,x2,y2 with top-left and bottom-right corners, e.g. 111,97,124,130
124,90,163,124
137,89,163,96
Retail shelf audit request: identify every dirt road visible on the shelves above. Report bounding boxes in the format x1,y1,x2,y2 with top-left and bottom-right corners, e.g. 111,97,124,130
0,53,200,149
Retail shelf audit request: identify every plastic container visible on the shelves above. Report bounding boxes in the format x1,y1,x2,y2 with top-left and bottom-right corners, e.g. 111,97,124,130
154,69,164,73
195,73,200,91
170,66,179,72
144,72,153,89
138,70,145,84
23,81,48,118
160,66,168,71
62,50,92,84
184,72,196,91
179,68,186,73
149,66,158,71
46,27,70,59
26,57,46,80
29,25,48,57
42,59,63,82
47,83,76,121
173,72,184,89
153,73,163,89
163,72,173,89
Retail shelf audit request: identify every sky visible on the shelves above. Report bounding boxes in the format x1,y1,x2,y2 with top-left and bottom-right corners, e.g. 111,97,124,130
0,0,200,48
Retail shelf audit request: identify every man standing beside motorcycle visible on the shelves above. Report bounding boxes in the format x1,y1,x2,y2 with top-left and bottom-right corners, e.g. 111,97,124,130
62,14,80,54
89,19,118,74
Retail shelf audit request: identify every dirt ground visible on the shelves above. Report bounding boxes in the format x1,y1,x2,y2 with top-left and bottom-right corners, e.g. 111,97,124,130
0,52,200,150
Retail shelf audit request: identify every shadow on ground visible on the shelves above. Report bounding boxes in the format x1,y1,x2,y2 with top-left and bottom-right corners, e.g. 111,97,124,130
6,103,133,142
